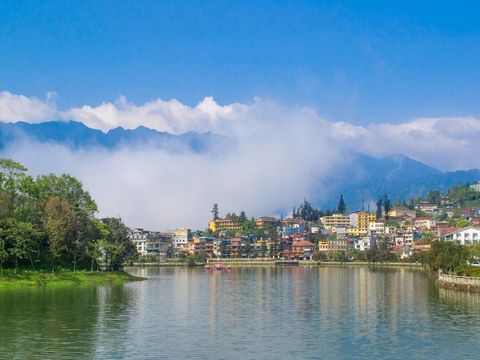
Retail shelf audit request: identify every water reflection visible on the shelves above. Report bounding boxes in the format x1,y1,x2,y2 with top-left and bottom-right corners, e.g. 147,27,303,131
0,284,134,359
1,267,480,359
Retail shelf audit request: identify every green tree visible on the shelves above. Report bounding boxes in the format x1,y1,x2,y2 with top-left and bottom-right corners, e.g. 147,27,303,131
426,241,469,273
337,194,346,214
5,219,40,273
0,237,7,273
420,231,436,243
211,203,219,220
267,226,280,258
239,211,247,223
376,198,383,220
43,196,76,271
383,194,391,220
427,190,442,205
101,217,136,270
0,158,28,209
242,218,256,235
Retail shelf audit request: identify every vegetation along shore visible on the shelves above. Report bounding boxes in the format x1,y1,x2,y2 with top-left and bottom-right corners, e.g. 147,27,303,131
0,158,141,286
0,269,142,287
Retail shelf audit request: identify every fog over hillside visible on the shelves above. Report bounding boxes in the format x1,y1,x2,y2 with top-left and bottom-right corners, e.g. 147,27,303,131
1,91,479,230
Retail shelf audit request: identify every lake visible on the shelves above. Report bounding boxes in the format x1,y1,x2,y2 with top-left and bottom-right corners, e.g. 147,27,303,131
1,266,479,359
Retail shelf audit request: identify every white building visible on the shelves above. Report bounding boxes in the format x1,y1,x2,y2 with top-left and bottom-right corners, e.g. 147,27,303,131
128,228,172,257
129,228,149,255
310,226,320,234
440,227,480,245
416,202,438,214
172,228,192,250
353,236,374,251
369,222,385,234
471,182,480,193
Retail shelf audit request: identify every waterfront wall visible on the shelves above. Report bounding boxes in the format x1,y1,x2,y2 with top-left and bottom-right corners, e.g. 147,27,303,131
132,259,423,267
438,273,480,292
315,261,422,267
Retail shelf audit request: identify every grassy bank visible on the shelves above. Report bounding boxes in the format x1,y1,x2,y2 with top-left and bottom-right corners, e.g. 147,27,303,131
454,265,480,277
0,270,144,287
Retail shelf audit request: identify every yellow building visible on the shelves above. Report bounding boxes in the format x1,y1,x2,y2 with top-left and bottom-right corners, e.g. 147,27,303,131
387,206,416,219
321,214,350,230
369,213,376,222
209,220,217,232
208,218,243,233
349,211,369,235
348,227,367,236
255,216,279,229
318,239,348,252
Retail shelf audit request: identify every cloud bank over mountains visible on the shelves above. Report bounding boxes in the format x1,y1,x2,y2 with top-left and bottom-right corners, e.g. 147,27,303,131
0,90,478,229
1,90,478,171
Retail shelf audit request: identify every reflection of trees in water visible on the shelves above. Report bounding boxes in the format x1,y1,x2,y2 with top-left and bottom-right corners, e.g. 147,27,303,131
92,284,135,357
0,284,134,358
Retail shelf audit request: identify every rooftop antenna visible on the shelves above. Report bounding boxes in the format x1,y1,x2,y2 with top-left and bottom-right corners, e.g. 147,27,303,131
361,198,365,211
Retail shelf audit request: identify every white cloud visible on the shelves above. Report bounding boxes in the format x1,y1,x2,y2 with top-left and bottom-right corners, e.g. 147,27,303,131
63,95,249,134
1,90,479,171
0,91,59,122
331,117,480,170
0,91,480,229
2,103,341,229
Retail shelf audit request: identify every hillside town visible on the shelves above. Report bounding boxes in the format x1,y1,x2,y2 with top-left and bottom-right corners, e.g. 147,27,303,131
128,182,480,262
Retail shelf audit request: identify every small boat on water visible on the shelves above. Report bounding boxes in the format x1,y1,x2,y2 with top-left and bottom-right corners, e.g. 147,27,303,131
204,264,211,270
215,263,224,270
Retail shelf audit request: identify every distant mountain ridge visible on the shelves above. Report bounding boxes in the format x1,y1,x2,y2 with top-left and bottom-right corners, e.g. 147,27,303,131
0,120,479,208
327,154,480,209
0,120,222,152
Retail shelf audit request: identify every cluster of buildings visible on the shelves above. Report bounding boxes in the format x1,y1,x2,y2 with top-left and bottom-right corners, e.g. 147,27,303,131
128,202,480,261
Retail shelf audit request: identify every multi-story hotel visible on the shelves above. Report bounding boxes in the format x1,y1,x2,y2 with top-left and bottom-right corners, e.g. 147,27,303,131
321,213,350,230
255,216,280,229
172,228,192,250
209,218,243,233
349,211,370,235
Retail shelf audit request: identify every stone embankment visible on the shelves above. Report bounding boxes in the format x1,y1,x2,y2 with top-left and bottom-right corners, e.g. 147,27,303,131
438,272,480,292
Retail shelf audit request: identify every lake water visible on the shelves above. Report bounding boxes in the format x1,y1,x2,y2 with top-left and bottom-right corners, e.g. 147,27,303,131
1,266,480,359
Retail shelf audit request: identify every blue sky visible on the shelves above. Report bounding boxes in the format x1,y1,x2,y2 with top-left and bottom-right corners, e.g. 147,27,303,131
1,0,480,125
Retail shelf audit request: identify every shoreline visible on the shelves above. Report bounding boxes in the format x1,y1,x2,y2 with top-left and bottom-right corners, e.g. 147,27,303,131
131,260,424,268
437,272,480,293
0,270,145,288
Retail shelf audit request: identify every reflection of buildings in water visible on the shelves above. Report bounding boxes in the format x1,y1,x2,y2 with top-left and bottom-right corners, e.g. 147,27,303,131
209,268,218,339
316,266,431,345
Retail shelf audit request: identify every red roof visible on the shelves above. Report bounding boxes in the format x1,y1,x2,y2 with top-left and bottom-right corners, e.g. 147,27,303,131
292,240,314,247
438,227,459,237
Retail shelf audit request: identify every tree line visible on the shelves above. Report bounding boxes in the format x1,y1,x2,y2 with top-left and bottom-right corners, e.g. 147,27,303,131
0,158,136,273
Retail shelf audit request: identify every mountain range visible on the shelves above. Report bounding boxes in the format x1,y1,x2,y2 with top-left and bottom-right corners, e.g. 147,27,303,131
0,120,222,153
1,120,479,209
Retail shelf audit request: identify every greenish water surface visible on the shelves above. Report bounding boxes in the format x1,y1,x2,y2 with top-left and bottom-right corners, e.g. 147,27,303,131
0,266,479,359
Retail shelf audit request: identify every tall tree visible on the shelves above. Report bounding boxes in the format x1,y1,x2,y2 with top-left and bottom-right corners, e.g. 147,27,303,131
211,203,219,220
239,211,247,223
376,198,383,220
0,236,7,274
43,196,76,271
5,219,40,273
101,217,136,270
383,194,391,220
337,194,346,214
0,159,31,218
